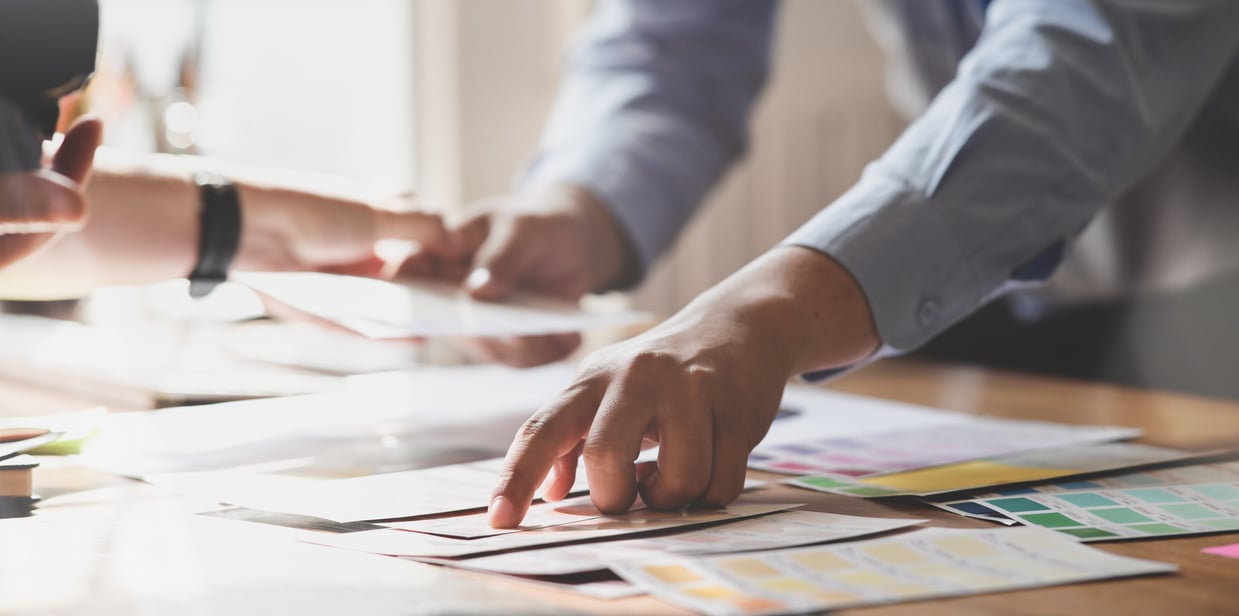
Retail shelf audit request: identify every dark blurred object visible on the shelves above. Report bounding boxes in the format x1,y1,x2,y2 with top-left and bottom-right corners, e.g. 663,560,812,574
0,0,99,171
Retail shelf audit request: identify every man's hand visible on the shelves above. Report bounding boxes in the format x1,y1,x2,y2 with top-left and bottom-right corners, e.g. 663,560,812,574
397,183,639,367
487,246,881,527
0,116,102,268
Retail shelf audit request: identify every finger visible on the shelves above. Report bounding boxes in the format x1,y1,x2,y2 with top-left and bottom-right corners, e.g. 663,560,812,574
50,116,103,185
542,440,584,502
0,172,85,234
637,384,714,510
319,253,387,278
465,218,535,301
375,209,453,253
582,379,662,514
694,427,749,509
489,382,603,528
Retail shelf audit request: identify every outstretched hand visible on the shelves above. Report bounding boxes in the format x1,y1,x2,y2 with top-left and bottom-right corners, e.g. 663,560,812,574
488,247,881,528
395,183,637,367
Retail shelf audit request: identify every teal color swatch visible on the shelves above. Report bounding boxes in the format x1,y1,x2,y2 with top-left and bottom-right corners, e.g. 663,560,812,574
1191,484,1239,501
1159,503,1220,520
987,497,1050,513
1020,512,1084,528
1128,522,1189,535
1091,508,1154,524
1125,489,1185,504
1055,493,1119,508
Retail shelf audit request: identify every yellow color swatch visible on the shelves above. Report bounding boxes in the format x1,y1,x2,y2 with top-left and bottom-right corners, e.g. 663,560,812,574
931,535,1001,558
789,550,853,571
757,577,821,594
863,543,927,564
719,557,781,578
642,564,702,584
683,585,743,600
861,461,1074,491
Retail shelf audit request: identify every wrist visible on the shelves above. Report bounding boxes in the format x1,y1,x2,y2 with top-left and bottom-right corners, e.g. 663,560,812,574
557,183,639,293
697,246,881,376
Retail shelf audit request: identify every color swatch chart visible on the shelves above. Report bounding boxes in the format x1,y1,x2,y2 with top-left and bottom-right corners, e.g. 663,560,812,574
786,443,1198,498
748,417,1137,477
938,481,1239,541
612,527,1174,616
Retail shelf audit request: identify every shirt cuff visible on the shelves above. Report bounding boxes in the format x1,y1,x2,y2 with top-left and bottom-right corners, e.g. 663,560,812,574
782,167,987,352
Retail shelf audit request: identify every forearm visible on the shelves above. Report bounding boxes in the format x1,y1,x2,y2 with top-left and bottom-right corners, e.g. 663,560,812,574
0,151,370,299
786,0,1239,351
671,245,880,376
522,0,777,281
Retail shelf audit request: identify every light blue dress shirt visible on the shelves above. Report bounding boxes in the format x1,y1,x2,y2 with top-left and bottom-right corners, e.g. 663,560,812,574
521,0,1239,355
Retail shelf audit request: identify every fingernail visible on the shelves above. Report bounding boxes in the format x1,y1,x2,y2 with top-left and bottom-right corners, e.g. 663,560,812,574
465,268,492,291
488,495,518,528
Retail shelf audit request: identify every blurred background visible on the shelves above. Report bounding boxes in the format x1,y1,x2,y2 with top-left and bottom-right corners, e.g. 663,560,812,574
35,0,1239,401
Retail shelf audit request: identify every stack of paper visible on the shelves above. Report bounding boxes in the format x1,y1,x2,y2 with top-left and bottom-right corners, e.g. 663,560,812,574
935,460,1239,541
612,527,1175,615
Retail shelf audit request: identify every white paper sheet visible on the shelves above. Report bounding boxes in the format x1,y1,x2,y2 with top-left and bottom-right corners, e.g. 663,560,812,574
418,510,926,576
86,363,577,477
613,527,1175,615
303,500,800,558
237,272,654,338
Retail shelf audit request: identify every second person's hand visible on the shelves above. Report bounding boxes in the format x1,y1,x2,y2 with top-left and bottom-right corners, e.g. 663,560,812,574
397,183,639,367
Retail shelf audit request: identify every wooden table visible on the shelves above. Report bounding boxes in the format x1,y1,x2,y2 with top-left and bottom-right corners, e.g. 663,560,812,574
2,359,1238,615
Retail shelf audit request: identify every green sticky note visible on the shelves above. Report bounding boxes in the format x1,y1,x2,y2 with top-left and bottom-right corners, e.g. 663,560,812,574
987,497,1050,513
1055,493,1119,508
1092,508,1154,524
1057,527,1120,540
1020,512,1084,528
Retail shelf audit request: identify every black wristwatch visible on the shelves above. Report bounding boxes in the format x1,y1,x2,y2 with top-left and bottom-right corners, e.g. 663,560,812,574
187,172,242,298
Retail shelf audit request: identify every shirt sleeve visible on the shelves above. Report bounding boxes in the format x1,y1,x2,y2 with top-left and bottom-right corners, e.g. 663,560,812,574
519,0,778,285
784,0,1239,351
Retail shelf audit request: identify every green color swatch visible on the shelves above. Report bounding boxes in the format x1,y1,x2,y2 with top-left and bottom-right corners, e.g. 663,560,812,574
1200,518,1239,531
1128,523,1189,535
1125,489,1184,504
1057,527,1119,540
1191,484,1239,501
1158,503,1220,520
1091,508,1154,524
987,497,1050,513
1055,493,1118,508
1020,512,1083,528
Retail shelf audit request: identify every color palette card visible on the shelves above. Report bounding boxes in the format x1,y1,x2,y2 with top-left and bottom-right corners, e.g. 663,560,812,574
237,272,653,338
958,459,1239,498
418,511,927,577
612,527,1175,616
304,500,800,559
788,442,1196,498
749,416,1138,477
937,481,1239,541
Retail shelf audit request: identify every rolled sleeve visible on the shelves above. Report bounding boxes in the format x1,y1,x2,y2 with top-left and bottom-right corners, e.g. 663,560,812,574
786,0,1239,351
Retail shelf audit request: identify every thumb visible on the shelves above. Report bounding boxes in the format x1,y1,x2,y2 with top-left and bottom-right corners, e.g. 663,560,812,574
466,220,529,301
50,116,103,186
